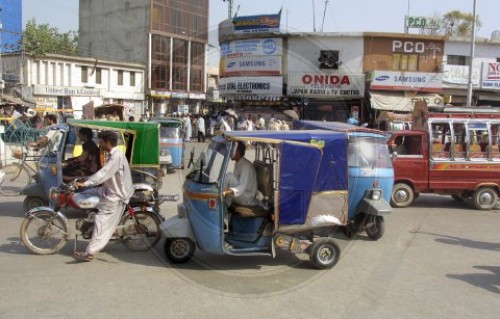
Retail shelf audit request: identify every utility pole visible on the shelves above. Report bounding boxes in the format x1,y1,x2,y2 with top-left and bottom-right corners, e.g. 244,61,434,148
223,0,233,19
466,0,477,107
0,7,4,96
312,0,316,32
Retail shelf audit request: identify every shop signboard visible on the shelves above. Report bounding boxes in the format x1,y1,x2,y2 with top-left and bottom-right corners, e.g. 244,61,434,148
287,73,365,98
370,71,442,92
220,38,282,58
219,76,283,96
442,64,480,87
481,62,500,90
220,56,282,77
232,13,281,34
33,85,102,97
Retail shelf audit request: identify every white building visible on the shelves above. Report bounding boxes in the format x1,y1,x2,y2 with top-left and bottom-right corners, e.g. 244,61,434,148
1,53,146,118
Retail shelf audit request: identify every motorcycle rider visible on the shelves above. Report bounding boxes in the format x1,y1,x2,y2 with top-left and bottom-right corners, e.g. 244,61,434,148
73,130,133,261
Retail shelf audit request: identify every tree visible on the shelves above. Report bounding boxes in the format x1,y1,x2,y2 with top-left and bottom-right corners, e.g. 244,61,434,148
441,10,482,37
21,19,78,56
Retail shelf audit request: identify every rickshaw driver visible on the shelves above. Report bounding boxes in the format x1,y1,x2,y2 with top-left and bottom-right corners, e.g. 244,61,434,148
72,131,134,262
62,127,101,183
29,114,59,149
223,141,261,207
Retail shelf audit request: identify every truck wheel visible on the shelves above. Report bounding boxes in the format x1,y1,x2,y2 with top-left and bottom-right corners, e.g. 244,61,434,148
391,183,414,208
472,187,498,210
308,238,340,269
164,237,195,263
365,215,385,240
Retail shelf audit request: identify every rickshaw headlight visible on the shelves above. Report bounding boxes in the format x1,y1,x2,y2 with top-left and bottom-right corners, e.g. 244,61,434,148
370,189,382,201
49,187,60,201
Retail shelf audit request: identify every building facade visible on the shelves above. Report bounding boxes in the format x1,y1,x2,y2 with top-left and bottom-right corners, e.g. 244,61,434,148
218,15,500,125
78,0,209,116
1,53,145,118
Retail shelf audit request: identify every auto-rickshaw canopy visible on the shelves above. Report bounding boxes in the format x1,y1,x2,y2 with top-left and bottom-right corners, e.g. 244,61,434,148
68,120,160,166
222,130,349,192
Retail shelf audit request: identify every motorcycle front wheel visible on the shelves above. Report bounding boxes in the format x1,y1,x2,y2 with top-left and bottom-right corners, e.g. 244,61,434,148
20,210,70,255
119,210,161,251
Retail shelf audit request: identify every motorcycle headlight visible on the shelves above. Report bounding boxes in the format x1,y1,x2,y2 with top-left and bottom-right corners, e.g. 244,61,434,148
49,187,61,201
370,189,382,201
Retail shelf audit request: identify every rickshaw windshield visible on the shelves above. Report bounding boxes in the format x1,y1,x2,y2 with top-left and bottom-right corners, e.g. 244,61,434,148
348,136,392,168
160,126,180,139
186,140,227,184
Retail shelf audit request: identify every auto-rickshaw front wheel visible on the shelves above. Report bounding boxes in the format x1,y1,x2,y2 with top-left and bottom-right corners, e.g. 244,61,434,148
23,196,49,212
164,237,195,263
308,238,340,269
365,215,385,240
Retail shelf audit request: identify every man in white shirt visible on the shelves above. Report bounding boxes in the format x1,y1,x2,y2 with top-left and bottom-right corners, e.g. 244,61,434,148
256,114,266,130
196,115,205,142
223,141,260,207
73,131,133,261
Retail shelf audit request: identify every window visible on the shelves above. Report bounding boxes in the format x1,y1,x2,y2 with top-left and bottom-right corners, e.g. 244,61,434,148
96,68,102,84
130,71,136,86
447,55,467,66
467,122,489,159
117,70,123,86
430,122,451,160
392,54,418,71
81,66,88,83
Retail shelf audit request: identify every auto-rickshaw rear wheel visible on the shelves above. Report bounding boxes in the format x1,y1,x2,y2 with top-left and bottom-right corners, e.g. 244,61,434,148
23,196,49,212
164,237,195,263
365,215,385,240
308,238,340,269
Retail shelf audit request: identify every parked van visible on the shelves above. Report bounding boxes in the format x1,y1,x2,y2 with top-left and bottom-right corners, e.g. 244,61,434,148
388,107,500,210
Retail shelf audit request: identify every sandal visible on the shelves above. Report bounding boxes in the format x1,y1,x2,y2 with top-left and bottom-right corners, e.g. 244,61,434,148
74,251,94,262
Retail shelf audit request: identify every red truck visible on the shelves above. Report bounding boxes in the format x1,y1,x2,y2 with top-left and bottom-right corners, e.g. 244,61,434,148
388,108,500,210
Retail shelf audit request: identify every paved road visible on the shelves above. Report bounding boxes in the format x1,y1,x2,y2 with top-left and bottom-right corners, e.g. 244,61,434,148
1,139,499,318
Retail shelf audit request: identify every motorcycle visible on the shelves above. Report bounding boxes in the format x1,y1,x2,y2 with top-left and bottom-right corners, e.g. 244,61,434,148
20,180,177,255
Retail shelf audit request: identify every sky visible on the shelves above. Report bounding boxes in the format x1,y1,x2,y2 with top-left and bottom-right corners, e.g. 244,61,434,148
22,0,498,39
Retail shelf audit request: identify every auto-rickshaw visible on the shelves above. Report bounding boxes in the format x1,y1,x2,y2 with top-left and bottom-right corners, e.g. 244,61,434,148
161,129,393,269
21,120,162,212
93,104,126,121
151,118,184,172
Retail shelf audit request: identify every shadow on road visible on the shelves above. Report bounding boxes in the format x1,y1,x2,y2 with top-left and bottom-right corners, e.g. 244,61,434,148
447,266,500,294
416,231,500,252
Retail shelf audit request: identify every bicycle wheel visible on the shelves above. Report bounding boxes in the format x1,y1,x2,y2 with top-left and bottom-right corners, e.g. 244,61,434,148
0,163,31,196
119,210,162,251
20,210,69,255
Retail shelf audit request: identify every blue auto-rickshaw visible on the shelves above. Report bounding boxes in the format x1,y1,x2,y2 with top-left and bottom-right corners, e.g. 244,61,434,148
161,129,393,269
292,120,394,235
151,118,184,171
20,120,163,212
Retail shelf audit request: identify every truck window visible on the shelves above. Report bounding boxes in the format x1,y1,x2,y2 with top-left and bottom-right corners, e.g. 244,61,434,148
467,122,488,159
490,123,500,160
452,123,466,160
430,122,451,160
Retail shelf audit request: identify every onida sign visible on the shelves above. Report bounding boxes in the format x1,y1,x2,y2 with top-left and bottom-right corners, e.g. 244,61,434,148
287,73,365,98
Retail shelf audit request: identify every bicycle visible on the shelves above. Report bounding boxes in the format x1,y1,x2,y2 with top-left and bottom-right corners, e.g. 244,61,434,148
0,144,41,196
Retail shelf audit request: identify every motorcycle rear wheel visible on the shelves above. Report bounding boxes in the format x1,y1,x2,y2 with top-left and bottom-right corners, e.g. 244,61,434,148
20,210,69,255
119,211,161,251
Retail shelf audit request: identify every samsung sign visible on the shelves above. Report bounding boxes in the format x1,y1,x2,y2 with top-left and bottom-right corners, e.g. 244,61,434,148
220,38,282,58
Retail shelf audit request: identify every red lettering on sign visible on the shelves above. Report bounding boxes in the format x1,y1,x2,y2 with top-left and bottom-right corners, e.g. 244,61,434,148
302,75,351,85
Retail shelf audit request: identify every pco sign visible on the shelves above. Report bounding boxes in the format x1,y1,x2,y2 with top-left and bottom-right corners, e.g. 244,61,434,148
392,40,425,53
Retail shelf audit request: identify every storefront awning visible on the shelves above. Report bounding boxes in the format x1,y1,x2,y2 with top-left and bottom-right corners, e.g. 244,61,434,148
1,93,35,106
370,91,443,112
